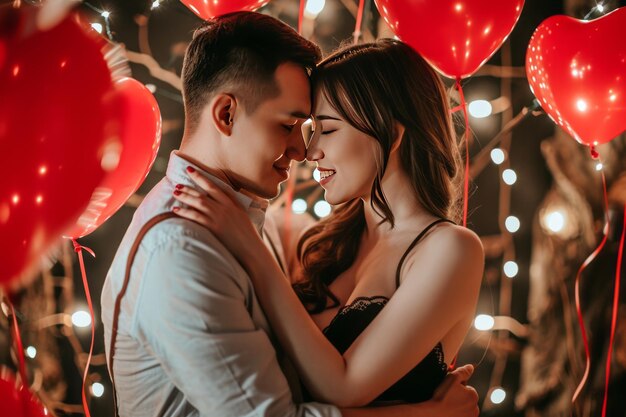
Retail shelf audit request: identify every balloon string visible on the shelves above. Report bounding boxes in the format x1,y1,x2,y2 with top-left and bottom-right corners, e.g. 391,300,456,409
572,167,610,404
72,239,96,417
298,0,306,35
9,301,28,386
450,78,470,370
455,77,470,228
601,203,625,417
353,0,365,44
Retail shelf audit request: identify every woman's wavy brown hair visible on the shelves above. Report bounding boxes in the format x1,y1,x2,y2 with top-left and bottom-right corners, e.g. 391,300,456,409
293,39,463,314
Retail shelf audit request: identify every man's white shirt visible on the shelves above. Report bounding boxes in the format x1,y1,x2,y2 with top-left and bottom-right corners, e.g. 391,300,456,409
101,151,341,417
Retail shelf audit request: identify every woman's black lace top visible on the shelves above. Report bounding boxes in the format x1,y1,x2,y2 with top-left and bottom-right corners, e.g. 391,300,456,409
322,295,447,403
321,218,455,403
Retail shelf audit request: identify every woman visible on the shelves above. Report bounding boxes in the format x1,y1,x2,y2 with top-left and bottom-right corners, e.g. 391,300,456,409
172,39,484,407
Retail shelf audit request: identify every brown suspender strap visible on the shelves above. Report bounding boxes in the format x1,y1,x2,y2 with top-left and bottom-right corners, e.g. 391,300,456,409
108,212,178,417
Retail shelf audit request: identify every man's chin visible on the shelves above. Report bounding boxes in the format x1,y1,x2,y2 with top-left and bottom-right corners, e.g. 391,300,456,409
243,182,281,200
262,185,282,200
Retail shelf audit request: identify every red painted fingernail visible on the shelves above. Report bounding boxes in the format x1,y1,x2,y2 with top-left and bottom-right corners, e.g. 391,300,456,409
175,184,184,190
173,190,182,196
172,207,180,212
186,166,195,173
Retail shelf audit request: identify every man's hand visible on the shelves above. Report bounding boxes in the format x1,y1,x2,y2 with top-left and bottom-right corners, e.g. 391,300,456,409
430,364,479,417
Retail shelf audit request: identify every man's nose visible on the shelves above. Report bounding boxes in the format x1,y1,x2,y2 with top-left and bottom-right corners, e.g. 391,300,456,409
285,126,307,162
305,141,323,162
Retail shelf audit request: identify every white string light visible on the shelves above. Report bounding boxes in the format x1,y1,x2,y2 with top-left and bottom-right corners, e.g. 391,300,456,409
502,169,517,185
313,200,331,218
304,0,326,18
468,99,493,118
84,2,113,40
503,261,519,278
313,168,321,182
91,23,103,34
151,0,161,9
490,387,506,404
584,3,607,20
26,346,37,359
543,210,566,234
474,314,495,331
71,310,92,328
91,382,105,398
490,148,505,165
292,198,308,214
505,215,520,233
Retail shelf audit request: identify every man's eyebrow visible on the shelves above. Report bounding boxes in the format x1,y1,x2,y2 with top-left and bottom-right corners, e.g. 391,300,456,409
316,115,341,121
289,111,310,119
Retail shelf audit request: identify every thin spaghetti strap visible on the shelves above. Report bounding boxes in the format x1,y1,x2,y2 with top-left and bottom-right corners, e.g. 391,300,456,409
395,218,456,288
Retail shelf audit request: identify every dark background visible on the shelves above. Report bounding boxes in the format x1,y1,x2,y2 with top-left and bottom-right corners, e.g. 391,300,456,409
2,0,626,416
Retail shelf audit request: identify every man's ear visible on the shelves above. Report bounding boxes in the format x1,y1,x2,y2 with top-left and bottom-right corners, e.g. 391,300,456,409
210,93,238,137
391,121,406,153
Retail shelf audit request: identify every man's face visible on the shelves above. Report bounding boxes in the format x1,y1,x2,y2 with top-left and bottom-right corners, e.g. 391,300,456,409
223,62,310,199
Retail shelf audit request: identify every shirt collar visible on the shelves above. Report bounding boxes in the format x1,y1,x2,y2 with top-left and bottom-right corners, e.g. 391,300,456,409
165,151,268,233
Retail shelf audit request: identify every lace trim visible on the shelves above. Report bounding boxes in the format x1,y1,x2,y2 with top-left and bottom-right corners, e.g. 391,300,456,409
338,295,390,315
433,342,447,370
323,295,389,333
324,295,447,369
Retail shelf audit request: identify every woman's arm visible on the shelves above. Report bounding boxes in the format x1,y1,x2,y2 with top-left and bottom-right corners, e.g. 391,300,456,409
343,366,479,417
173,171,484,407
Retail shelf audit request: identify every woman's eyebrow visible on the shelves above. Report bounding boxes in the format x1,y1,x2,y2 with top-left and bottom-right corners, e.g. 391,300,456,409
316,115,341,121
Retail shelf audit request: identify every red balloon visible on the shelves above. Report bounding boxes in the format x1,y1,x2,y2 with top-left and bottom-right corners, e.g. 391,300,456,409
65,78,162,239
180,0,270,20
0,40,6,70
0,6,115,286
526,7,626,147
0,368,51,417
374,0,524,79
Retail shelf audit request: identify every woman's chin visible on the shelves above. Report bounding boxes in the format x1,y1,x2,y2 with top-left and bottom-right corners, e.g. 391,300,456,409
323,190,350,206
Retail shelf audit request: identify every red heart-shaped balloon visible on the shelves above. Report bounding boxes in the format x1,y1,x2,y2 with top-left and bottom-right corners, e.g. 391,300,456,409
0,40,6,70
0,368,52,417
526,7,626,147
180,0,270,21
0,6,113,287
374,0,524,79
65,77,162,239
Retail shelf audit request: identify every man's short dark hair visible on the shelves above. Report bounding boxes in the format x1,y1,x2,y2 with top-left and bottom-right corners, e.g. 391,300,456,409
182,11,322,133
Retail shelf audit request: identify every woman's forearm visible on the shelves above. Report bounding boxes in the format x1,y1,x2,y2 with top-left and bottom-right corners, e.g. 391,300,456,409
244,246,368,406
340,401,438,417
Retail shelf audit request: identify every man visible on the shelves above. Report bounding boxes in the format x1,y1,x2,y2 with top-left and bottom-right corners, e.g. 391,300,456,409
101,11,478,417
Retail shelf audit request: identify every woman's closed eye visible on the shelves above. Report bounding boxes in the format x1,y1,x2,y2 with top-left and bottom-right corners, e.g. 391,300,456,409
321,129,337,135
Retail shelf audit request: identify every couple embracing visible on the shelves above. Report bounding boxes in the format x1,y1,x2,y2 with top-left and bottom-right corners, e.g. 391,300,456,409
101,11,484,417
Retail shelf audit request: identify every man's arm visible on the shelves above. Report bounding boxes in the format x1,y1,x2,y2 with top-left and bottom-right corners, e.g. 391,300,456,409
133,223,340,417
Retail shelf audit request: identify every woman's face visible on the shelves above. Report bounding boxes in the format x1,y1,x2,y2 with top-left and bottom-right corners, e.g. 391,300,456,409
306,91,380,205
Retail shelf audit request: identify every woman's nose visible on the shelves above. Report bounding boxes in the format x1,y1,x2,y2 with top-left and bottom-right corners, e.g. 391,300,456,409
304,124,323,161
305,143,323,162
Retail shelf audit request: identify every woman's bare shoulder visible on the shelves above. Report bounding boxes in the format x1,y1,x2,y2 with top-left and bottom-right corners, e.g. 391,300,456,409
403,222,484,287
